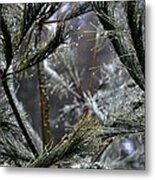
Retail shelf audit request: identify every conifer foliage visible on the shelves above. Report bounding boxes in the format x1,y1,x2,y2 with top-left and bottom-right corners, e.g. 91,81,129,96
0,2,145,169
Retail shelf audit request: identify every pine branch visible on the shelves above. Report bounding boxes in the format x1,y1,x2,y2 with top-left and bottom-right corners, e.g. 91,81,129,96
18,3,61,48
0,5,39,158
127,1,145,75
44,2,92,24
92,1,145,91
0,5,13,75
27,113,102,167
1,79,39,158
5,23,65,78
19,3,44,47
43,60,82,100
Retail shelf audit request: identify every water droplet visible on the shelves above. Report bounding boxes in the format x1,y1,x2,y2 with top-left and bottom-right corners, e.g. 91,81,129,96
55,124,59,129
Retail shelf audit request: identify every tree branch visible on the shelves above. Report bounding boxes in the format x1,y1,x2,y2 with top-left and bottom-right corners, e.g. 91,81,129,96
0,5,13,75
0,5,39,158
5,23,65,78
92,1,145,91
44,2,92,24
1,79,39,158
127,1,145,75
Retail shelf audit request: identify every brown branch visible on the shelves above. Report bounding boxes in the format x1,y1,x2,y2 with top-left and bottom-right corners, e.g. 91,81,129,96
37,62,52,148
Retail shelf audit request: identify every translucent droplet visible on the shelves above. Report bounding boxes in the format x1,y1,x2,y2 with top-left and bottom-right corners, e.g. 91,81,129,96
55,124,59,129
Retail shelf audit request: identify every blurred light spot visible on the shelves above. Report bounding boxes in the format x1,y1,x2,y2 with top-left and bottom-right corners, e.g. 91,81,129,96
122,139,135,155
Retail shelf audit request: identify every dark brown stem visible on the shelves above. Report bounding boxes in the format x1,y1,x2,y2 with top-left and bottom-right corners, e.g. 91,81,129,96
37,62,52,148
